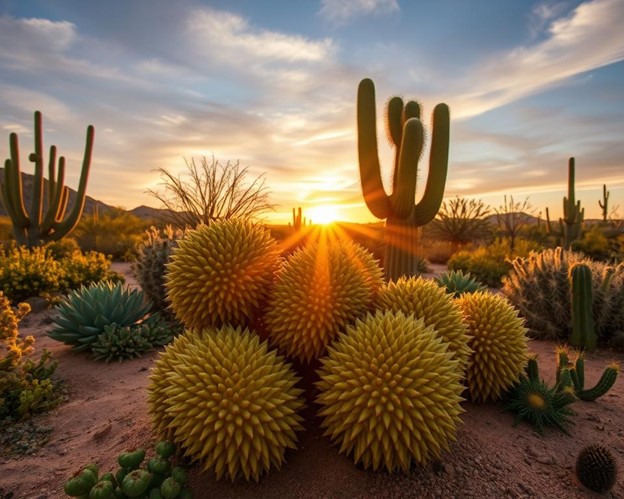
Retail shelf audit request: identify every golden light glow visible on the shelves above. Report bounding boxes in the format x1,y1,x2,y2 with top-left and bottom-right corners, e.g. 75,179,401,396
307,205,340,225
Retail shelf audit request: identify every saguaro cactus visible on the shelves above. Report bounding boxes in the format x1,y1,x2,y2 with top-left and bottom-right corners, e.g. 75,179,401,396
289,206,309,231
546,157,584,249
599,184,609,223
357,78,450,281
570,263,597,351
0,111,93,247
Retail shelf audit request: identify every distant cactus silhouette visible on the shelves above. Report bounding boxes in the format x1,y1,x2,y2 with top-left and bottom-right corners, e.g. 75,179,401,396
546,157,583,249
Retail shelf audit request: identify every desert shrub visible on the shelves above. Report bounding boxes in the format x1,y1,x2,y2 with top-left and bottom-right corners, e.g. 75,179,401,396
60,250,122,290
502,248,624,345
43,238,81,260
1,293,60,421
571,225,615,262
0,245,63,303
0,216,12,243
447,238,541,287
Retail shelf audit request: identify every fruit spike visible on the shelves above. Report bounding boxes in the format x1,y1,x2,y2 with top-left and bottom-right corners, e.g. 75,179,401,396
357,78,450,281
0,111,93,247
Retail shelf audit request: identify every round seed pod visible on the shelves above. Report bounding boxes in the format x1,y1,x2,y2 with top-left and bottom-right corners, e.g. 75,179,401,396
316,310,465,471
165,220,280,329
148,326,305,482
576,444,618,493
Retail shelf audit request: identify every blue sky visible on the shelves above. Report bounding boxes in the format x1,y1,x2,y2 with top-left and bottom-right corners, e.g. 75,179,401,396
0,0,623,224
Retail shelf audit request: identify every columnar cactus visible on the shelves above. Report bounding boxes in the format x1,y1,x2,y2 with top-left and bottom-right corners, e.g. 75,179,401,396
0,111,94,247
599,184,609,223
557,349,619,401
570,263,597,350
357,78,450,281
546,157,583,249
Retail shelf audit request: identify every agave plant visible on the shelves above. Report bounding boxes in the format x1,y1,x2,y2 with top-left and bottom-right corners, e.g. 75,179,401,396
435,269,487,297
48,281,153,352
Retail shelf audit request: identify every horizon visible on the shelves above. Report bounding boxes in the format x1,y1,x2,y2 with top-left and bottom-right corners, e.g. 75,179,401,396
1,0,623,225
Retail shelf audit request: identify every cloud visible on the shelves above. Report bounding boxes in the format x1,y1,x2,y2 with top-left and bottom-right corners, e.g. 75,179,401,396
187,8,334,64
453,0,624,118
319,0,399,24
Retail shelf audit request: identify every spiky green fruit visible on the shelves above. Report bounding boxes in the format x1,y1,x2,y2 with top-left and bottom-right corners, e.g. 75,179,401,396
376,277,472,374
456,292,528,402
316,310,464,471
148,326,305,482
265,240,383,362
576,444,618,493
165,220,280,329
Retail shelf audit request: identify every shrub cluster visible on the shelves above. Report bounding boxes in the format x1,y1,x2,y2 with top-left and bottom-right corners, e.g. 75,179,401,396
447,238,541,287
0,293,60,421
0,243,123,304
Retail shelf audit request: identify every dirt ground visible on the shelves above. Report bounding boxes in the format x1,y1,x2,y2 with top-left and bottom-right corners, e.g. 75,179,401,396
1,264,623,498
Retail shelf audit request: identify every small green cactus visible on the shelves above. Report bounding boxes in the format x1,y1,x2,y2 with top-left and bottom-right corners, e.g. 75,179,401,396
556,348,618,401
576,444,618,493
570,263,597,350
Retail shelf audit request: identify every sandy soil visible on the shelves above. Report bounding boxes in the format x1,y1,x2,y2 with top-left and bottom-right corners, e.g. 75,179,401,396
1,264,623,498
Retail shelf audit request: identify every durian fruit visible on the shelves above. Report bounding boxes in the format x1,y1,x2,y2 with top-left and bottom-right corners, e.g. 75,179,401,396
165,220,280,329
265,239,383,363
576,444,618,493
148,326,305,482
376,277,472,374
316,310,465,471
456,291,528,402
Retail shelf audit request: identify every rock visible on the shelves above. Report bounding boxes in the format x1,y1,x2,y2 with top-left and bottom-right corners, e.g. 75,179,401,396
23,296,48,313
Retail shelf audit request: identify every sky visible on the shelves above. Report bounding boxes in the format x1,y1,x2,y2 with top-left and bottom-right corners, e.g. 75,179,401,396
0,0,623,225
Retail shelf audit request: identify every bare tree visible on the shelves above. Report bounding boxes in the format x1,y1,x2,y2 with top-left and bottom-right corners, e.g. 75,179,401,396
147,156,275,229
427,197,492,253
494,195,536,251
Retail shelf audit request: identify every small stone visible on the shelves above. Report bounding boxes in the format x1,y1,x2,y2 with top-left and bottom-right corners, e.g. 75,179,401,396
24,296,49,313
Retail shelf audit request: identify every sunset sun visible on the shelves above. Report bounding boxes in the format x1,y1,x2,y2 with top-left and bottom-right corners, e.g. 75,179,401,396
308,205,340,225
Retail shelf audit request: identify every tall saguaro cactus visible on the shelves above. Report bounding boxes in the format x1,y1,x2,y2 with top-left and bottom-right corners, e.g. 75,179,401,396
599,184,609,223
546,157,584,249
357,78,450,281
0,111,94,247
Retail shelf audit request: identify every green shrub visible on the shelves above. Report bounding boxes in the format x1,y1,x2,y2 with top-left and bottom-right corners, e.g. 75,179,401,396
1,293,60,420
0,245,63,303
43,238,81,260
571,225,614,261
60,251,120,290
447,238,541,288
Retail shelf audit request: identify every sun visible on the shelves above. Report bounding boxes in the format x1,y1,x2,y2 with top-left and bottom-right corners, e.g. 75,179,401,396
307,205,340,225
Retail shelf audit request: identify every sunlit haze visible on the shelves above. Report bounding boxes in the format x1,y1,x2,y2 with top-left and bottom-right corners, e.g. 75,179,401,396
1,0,623,224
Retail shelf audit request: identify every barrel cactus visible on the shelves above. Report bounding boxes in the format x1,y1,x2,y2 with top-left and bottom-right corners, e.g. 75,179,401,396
165,220,280,329
375,276,472,374
148,326,305,482
316,310,464,471
456,291,528,402
576,444,618,493
133,226,181,315
264,239,383,363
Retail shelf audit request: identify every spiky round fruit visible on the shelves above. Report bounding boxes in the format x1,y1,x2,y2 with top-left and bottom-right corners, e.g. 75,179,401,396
576,444,618,493
265,240,383,362
165,220,280,329
456,291,528,402
148,326,305,482
316,310,465,471
376,277,472,374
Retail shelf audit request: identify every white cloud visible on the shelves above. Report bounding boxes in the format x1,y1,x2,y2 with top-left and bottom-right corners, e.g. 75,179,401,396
187,9,334,64
454,0,624,118
319,0,399,24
